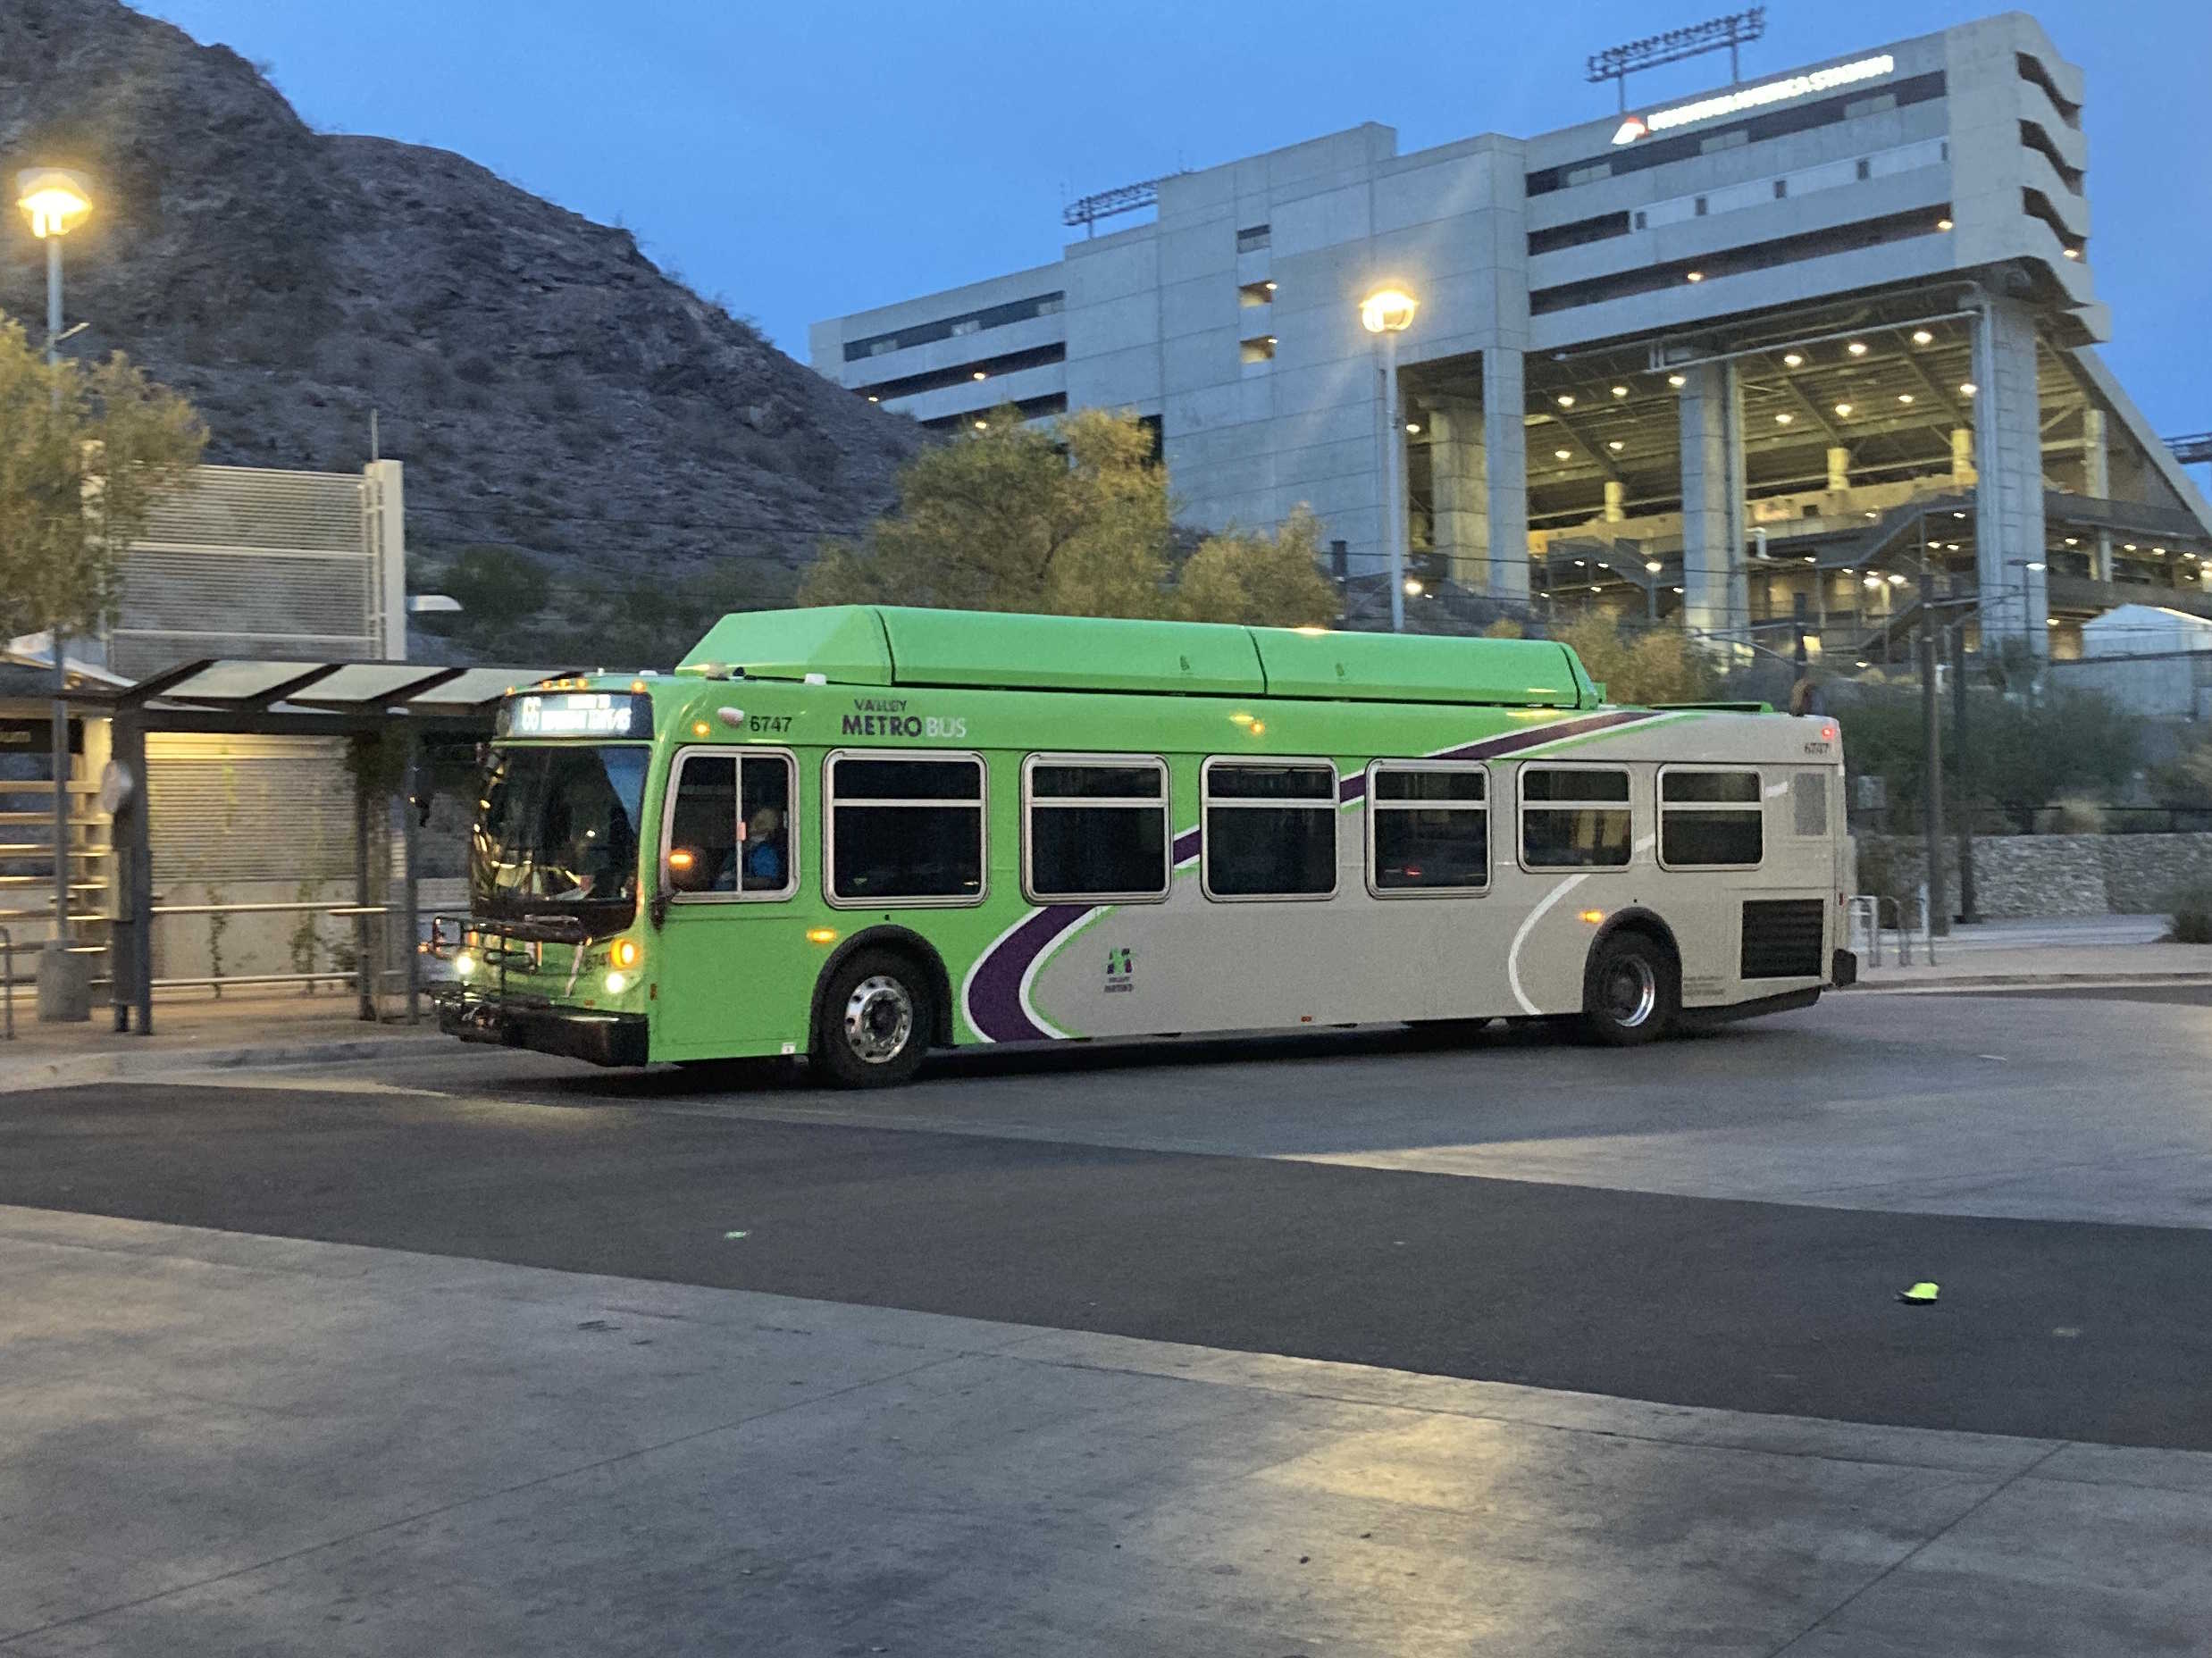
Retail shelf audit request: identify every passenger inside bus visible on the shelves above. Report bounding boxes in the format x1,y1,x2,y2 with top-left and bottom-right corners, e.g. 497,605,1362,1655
742,806,786,888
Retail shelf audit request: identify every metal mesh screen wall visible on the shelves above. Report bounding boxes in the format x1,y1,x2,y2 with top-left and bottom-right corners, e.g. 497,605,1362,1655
146,733,356,883
111,466,386,678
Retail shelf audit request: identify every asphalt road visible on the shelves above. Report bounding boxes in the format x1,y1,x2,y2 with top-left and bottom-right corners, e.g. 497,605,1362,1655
6,988,2212,1452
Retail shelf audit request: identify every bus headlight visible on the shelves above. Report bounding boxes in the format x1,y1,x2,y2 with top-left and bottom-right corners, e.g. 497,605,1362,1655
454,950,477,978
605,969,630,994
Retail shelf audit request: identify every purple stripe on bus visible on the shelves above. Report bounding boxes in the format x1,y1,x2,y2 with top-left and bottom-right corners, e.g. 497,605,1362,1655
963,708,1660,1042
966,902,1092,1043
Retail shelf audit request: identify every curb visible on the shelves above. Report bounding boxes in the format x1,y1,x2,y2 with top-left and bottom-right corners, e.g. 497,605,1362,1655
1849,971,2212,994
1,1031,446,1093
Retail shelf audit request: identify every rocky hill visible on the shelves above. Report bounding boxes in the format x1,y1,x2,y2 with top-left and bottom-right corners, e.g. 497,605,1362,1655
0,0,922,657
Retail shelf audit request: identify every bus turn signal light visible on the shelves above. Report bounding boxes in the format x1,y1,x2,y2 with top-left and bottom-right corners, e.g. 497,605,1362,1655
613,939,642,969
806,928,838,945
1579,909,1606,925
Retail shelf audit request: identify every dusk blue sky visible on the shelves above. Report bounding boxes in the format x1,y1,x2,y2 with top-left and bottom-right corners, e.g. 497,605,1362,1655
147,1,2208,433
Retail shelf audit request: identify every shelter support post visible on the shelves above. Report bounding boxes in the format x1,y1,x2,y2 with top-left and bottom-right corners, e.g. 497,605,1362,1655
108,712,155,1034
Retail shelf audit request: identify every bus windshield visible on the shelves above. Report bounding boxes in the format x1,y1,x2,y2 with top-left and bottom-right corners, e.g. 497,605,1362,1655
471,745,650,934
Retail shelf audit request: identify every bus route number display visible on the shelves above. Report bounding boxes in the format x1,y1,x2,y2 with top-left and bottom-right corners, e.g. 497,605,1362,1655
499,691,654,740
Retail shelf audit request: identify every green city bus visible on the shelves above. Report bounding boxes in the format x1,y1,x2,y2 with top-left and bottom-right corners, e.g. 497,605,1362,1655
432,605,1855,1084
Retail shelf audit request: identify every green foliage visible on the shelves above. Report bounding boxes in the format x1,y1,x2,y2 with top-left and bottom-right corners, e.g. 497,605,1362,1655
803,408,1336,627
1546,615,1719,707
1173,507,1338,628
1839,684,2144,833
0,316,207,641
2148,736,2212,808
413,545,793,667
2169,883,2212,945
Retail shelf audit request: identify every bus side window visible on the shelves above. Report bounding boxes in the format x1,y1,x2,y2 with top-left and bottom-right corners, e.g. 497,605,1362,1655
667,754,740,892
1520,766,1632,869
740,755,795,895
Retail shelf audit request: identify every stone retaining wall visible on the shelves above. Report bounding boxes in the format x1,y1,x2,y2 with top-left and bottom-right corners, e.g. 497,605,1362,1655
1856,833,2212,917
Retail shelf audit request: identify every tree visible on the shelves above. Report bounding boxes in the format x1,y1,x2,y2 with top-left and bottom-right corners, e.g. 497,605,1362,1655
1546,615,1718,706
0,316,206,644
1173,507,1338,628
801,406,1168,616
801,406,1336,626
1836,683,2144,833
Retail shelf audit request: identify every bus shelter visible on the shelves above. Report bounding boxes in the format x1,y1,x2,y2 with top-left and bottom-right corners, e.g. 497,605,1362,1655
80,659,564,1035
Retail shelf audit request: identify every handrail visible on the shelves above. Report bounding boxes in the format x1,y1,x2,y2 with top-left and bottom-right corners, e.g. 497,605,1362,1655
0,926,12,1040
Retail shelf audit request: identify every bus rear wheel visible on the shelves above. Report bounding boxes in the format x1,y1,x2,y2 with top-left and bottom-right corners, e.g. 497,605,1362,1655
813,950,932,1088
1581,931,1676,1047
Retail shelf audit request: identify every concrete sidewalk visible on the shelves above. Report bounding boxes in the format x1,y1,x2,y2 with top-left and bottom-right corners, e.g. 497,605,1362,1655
0,992,442,1093
4,1204,2207,1656
1854,914,2212,992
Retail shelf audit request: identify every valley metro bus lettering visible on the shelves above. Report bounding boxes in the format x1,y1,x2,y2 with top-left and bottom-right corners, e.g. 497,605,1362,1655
842,697,968,740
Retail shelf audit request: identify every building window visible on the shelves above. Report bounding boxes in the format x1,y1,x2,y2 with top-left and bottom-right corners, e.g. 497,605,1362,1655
1236,223,1271,253
1773,179,1789,199
1521,766,1631,868
1659,768,1764,868
1701,130,1748,154
1634,210,1648,230
665,749,796,899
1844,92,1898,119
1527,211,1633,255
1202,758,1337,900
1023,756,1171,904
1368,763,1488,895
1855,157,1873,181
1240,335,1278,366
1565,161,1613,187
825,752,985,905
1238,281,1273,308
842,292,1067,363
1694,196,1708,217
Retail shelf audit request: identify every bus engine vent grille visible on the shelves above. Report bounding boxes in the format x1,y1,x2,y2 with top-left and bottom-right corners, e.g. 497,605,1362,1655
1740,899,1825,979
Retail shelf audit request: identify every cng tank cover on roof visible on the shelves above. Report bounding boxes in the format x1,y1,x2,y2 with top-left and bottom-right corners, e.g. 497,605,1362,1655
678,607,1598,709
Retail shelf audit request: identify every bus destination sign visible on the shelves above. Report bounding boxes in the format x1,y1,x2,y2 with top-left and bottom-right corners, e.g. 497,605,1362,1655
499,691,654,740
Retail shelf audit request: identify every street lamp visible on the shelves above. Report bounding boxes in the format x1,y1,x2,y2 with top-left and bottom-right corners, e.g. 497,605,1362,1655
16,168,90,369
16,168,92,1021
1361,286,1418,632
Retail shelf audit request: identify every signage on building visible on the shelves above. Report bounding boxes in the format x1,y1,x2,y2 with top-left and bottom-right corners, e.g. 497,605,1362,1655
1611,53,1896,146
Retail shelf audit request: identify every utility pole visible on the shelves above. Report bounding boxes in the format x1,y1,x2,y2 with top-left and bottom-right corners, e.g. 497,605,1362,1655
1791,592,1810,714
1919,568,1948,938
1950,617,1976,925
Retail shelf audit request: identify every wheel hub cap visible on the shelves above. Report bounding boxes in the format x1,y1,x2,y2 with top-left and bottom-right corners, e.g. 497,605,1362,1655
1605,959,1658,1027
842,976,914,1065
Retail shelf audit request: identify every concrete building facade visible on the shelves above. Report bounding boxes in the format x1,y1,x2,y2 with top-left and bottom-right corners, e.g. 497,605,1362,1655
813,13,2212,659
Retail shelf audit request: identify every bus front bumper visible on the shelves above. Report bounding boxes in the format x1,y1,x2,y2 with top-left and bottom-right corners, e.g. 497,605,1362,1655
436,992,649,1068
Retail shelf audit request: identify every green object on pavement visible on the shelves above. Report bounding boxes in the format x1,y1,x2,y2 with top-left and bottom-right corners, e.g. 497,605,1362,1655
1899,1280,1940,1304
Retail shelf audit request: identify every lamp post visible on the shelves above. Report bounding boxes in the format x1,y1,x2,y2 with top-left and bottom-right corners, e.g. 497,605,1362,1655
18,168,93,1021
1361,286,1418,632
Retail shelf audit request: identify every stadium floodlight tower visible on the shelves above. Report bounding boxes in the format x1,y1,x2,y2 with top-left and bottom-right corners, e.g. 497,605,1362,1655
1587,8,1767,112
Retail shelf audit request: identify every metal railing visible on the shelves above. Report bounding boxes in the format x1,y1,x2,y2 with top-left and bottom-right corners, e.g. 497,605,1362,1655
1,926,12,1040
1847,892,1939,967
139,898,424,1003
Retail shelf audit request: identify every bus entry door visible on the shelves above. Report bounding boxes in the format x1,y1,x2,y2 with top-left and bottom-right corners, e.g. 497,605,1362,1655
654,748,798,1059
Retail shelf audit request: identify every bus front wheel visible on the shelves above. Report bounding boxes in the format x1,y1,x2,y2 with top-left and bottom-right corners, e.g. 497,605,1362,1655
1580,931,1676,1047
813,950,932,1088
